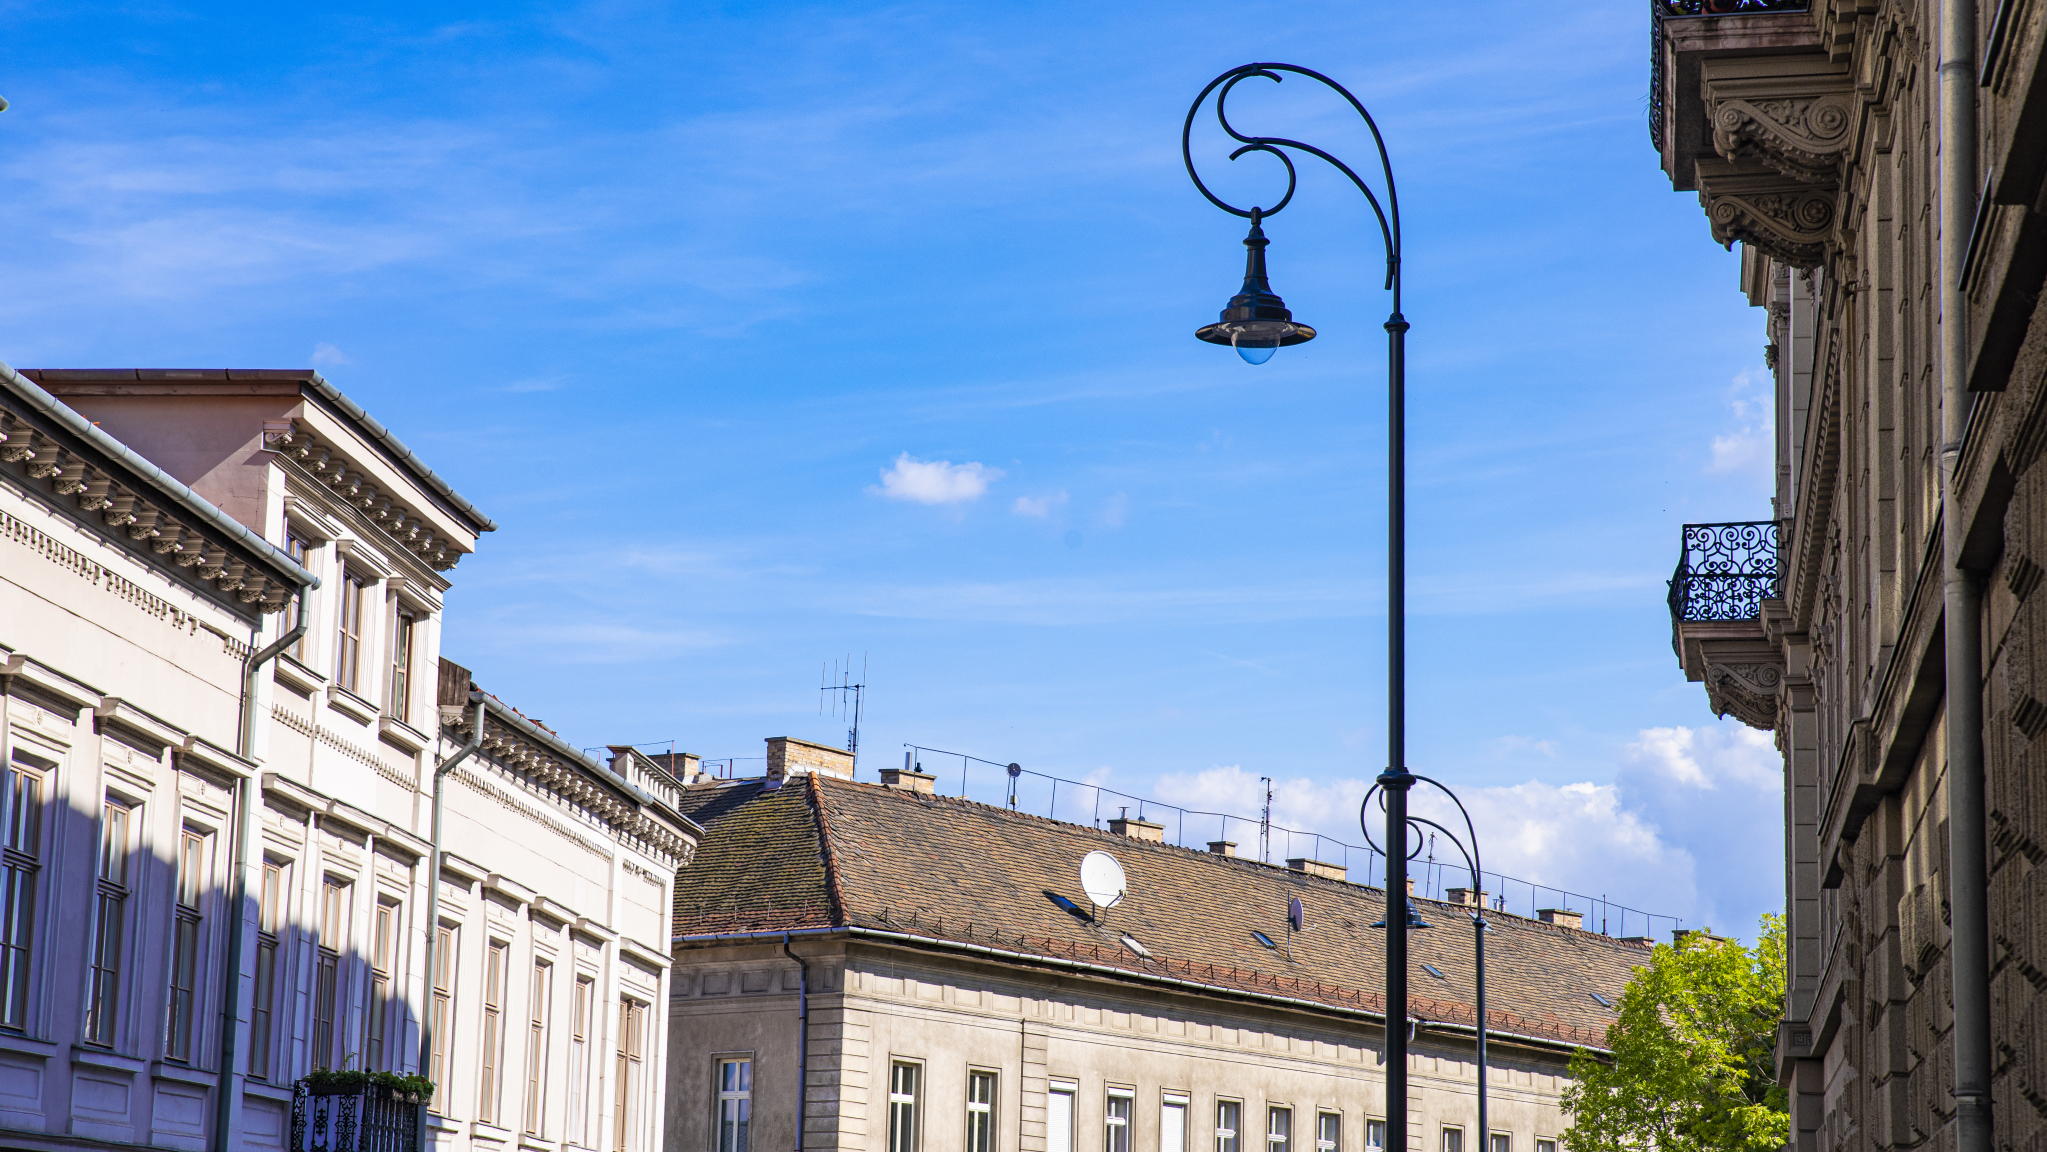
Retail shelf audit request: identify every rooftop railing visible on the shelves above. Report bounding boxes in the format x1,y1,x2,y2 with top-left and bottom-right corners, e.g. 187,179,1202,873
1668,520,1781,630
1649,0,1814,152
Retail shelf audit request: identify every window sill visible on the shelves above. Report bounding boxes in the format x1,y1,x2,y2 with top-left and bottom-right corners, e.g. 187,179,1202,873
517,1136,553,1152
275,654,325,696
242,1079,295,1104
470,1119,515,1145
151,1060,218,1087
379,714,430,755
70,1045,148,1075
325,684,377,724
0,1033,59,1060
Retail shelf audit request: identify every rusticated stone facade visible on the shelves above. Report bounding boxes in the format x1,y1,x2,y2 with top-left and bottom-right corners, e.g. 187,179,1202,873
1651,2,2047,1152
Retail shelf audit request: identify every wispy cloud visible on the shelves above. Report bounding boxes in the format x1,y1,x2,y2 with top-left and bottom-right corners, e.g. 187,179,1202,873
311,342,352,366
870,453,1003,505
1013,490,1067,518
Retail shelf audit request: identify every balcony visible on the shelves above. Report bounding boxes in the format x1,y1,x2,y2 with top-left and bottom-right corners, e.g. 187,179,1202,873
1668,521,1785,730
290,1077,423,1152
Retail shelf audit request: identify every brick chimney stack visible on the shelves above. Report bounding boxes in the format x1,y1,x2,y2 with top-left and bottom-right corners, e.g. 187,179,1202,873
1537,908,1584,930
1108,811,1164,842
766,737,855,782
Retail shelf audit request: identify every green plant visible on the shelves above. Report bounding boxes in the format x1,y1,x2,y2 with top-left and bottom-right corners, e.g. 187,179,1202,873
301,1067,435,1102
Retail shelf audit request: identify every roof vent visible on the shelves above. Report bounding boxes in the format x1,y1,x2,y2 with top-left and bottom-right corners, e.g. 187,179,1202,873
1286,857,1346,882
1590,991,1616,1009
1108,809,1164,842
1421,963,1447,979
1537,908,1583,930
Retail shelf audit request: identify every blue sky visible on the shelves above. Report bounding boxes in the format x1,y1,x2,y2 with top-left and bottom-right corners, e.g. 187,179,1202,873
1,1,1784,939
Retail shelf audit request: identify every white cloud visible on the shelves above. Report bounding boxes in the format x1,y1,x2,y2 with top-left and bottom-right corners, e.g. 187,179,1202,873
1622,723,1779,791
310,342,353,366
1708,367,1774,479
1013,490,1068,518
870,453,1002,505
1099,492,1129,528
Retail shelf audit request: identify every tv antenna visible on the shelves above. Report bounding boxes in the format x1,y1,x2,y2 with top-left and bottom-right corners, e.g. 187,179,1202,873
821,654,867,768
1259,776,1273,863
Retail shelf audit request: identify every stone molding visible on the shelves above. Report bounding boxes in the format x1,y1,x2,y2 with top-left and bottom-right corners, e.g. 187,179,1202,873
1703,57,1856,184
1696,159,1836,268
265,419,462,572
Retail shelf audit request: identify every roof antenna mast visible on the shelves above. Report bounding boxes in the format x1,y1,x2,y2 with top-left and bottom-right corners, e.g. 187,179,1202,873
821,654,867,772
1259,776,1273,864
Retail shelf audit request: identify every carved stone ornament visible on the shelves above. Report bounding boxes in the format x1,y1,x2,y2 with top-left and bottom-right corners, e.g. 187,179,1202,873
1711,94,1855,183
1706,661,1783,731
1697,160,1835,268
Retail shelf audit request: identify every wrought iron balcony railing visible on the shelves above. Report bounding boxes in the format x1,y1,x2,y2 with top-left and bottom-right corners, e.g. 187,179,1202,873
290,1078,422,1152
1668,520,1781,626
1649,0,1815,152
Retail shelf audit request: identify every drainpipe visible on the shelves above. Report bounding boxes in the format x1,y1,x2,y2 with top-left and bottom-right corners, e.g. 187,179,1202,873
782,932,810,1152
417,692,488,1148
1938,0,1990,1150
214,587,316,1152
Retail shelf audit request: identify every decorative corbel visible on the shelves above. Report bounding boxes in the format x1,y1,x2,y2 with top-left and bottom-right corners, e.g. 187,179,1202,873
1711,93,1855,183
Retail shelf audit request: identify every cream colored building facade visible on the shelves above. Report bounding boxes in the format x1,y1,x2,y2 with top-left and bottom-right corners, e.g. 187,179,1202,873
0,365,697,1152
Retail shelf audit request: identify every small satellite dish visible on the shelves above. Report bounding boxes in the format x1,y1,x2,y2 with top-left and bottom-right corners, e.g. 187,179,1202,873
1080,850,1128,910
1288,896,1305,933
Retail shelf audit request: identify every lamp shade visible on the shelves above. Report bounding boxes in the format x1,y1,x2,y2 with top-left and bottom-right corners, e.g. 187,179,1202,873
1195,213,1316,364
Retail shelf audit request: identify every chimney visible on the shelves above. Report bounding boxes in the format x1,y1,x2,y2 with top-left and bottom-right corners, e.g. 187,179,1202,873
1208,840,1238,857
1537,908,1583,930
765,737,855,783
1445,887,1489,909
1108,809,1164,842
880,767,937,794
1405,878,1415,897
1287,858,1347,883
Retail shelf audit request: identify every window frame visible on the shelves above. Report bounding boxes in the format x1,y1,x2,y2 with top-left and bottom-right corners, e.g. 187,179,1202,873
1442,1127,1464,1152
1489,1135,1510,1152
1159,1092,1189,1152
334,565,366,691
1106,1087,1134,1152
568,973,595,1144
1215,1099,1242,1152
388,606,417,722
430,923,458,1108
249,858,288,1079
365,898,401,1071
313,878,350,1068
164,826,208,1061
1316,1113,1340,1152
887,1059,923,1152
85,797,135,1048
1365,1121,1386,1152
614,996,648,1152
965,1068,998,1152
1266,1106,1292,1152
1048,1078,1077,1152
716,1055,754,1152
283,526,314,662
0,745,54,1033
524,958,552,1136
481,939,510,1124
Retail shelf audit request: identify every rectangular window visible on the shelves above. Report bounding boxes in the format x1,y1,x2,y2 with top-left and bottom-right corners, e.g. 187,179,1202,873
430,924,458,1103
165,828,206,1061
1160,1093,1188,1152
1267,1108,1292,1152
1048,1083,1076,1152
1107,1090,1132,1152
250,860,286,1078
389,609,416,722
1489,1136,1509,1152
481,941,509,1123
0,748,50,1031
525,960,552,1136
966,1071,997,1152
1442,1129,1463,1152
614,998,646,1152
1216,1101,1241,1152
313,880,348,1067
718,1058,753,1152
335,566,365,691
85,800,132,1046
568,976,594,1144
1535,1141,1555,1152
1366,1122,1386,1152
284,528,311,661
366,900,398,1070
888,1062,921,1152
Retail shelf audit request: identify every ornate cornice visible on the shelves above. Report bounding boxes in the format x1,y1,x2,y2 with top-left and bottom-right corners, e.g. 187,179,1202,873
265,420,462,572
1705,661,1784,730
1697,161,1836,268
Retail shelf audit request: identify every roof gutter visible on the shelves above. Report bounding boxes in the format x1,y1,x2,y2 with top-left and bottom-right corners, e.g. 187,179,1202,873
0,359,320,591
668,924,1607,1056
302,373,498,533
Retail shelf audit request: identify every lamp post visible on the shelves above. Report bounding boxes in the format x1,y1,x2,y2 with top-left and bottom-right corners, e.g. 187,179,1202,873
1183,62,1475,1152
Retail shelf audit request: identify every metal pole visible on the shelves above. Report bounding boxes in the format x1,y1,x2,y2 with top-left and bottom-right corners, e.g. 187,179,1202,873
1382,307,1411,1152
417,693,487,1148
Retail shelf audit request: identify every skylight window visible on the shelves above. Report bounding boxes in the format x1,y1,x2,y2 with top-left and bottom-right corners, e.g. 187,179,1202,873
1590,992,1615,1009
1251,931,1279,950
1121,934,1152,958
1421,963,1447,979
1045,891,1092,921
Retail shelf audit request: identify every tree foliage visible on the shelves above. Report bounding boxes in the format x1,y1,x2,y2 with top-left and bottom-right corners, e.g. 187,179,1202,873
1561,914,1789,1152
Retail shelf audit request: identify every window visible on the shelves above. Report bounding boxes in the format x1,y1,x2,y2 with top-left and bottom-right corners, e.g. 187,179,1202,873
614,998,646,1152
1107,1090,1133,1152
1160,1093,1188,1152
1489,1136,1509,1152
0,748,50,1031
1216,1101,1241,1152
86,800,132,1046
481,941,509,1122
334,566,365,691
888,1062,921,1152
718,1058,752,1152
1442,1129,1464,1152
525,960,552,1136
1366,1122,1386,1152
313,880,348,1067
568,976,594,1144
966,1071,997,1152
1535,1140,1556,1152
1267,1108,1292,1152
165,828,206,1061
1049,1081,1076,1152
389,608,417,722
430,924,458,1102
367,900,399,1070
250,860,286,1078
284,528,312,661
1317,1115,1340,1152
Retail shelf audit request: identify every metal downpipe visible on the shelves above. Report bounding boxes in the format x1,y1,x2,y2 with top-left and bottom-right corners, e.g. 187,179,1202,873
783,932,810,1152
213,587,315,1152
1938,0,1990,1146
417,693,487,1147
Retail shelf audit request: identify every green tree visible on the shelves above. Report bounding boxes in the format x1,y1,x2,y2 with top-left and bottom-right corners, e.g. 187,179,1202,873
1562,914,1789,1152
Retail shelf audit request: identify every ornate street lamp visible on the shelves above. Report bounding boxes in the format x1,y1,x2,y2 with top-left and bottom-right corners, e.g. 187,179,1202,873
1185,63,1477,1152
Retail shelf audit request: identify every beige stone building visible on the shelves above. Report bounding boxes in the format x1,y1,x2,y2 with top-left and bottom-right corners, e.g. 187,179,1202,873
1650,1,2047,1151
666,747,1642,1152
0,365,698,1152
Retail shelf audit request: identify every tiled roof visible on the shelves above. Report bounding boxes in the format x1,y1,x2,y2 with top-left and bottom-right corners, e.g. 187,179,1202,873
671,774,1647,1050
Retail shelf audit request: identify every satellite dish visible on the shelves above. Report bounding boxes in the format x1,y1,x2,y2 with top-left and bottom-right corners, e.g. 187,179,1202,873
1080,850,1128,910
1288,896,1305,933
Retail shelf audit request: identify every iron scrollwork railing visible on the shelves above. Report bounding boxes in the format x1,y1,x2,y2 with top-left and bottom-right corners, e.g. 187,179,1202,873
1649,0,1815,152
290,1080,421,1152
1668,520,1781,626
